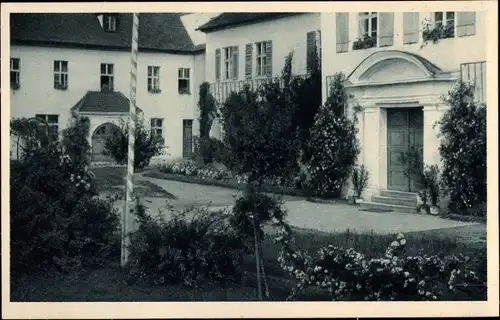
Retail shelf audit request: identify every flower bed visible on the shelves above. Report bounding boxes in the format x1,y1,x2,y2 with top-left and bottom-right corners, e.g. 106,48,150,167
143,159,305,197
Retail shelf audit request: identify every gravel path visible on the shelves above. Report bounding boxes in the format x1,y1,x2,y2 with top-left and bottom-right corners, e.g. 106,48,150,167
121,175,479,235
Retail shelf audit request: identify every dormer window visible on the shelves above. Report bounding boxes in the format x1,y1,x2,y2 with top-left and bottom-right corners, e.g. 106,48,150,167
103,14,117,32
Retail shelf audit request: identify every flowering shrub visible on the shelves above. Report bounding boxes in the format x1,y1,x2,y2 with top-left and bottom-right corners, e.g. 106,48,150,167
307,73,360,198
10,130,120,273
126,200,247,287
104,117,167,170
437,81,486,216
275,227,485,301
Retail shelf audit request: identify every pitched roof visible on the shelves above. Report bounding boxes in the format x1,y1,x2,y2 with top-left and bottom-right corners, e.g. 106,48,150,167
10,13,196,53
71,91,143,113
197,13,303,32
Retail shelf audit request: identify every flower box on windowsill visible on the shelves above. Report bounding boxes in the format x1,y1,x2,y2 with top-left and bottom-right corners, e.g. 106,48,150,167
54,83,68,91
11,83,20,91
422,24,455,43
352,35,377,51
148,88,162,94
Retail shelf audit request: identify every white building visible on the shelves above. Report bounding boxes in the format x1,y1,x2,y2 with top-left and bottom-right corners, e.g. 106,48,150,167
197,12,322,138
9,12,218,161
321,11,486,209
10,12,486,207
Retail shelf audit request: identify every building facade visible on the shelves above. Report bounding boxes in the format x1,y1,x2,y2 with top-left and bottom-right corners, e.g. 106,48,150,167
321,11,486,202
198,12,321,138
9,12,218,161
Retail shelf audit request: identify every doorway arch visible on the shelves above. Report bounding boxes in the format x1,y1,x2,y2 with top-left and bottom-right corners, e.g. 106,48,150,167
91,122,120,162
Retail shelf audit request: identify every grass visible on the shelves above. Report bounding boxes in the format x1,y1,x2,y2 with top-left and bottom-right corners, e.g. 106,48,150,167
91,166,177,199
11,226,486,302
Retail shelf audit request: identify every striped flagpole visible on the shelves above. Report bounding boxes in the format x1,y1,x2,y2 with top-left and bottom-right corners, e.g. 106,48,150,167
121,12,139,268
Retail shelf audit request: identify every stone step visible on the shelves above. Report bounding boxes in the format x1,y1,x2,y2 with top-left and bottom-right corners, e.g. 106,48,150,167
379,190,418,200
371,195,418,207
360,201,416,214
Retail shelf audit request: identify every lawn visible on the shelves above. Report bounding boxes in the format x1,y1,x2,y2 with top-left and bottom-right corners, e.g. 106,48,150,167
91,166,176,199
11,225,486,302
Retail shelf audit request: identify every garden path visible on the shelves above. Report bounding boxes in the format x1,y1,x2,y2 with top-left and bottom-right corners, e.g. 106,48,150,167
125,174,479,235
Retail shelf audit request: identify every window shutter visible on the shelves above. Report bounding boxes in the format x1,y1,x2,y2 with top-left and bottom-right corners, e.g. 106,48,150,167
306,31,316,73
457,12,476,37
336,13,349,53
378,12,394,47
265,41,273,77
245,43,253,79
231,46,239,79
403,12,420,44
215,49,221,81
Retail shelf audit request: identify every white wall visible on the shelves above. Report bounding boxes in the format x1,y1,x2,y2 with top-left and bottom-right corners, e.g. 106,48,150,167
321,11,487,102
204,13,321,82
10,44,201,159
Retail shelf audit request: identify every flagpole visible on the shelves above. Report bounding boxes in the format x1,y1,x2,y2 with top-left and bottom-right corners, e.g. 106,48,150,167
121,12,139,268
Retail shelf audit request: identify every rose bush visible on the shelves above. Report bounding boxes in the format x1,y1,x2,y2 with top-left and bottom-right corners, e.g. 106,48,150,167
275,225,486,301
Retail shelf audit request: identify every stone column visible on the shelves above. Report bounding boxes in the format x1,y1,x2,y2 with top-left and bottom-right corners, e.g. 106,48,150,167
422,104,448,167
378,107,388,191
361,105,380,198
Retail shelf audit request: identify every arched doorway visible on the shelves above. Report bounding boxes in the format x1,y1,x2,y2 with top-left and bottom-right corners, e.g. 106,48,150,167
91,122,120,162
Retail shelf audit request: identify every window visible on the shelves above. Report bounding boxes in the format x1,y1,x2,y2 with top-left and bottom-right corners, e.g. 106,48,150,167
255,41,271,77
178,68,190,94
35,114,59,140
10,58,20,90
148,66,160,93
223,46,238,80
103,14,117,31
54,60,68,90
150,118,164,144
359,12,378,40
100,63,114,92
433,11,455,38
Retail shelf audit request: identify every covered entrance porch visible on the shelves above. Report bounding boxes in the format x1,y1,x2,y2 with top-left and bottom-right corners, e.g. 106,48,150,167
341,50,458,203
70,90,143,163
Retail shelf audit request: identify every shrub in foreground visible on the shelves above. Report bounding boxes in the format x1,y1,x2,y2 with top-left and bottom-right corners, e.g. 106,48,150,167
275,226,486,301
10,136,120,273
127,200,248,287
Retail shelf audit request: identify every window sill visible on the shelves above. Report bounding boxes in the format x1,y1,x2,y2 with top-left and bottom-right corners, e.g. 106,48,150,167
148,89,162,94
178,90,191,95
54,86,68,91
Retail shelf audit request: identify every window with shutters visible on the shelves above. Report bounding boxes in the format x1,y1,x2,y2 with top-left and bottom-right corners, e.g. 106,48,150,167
461,61,486,103
35,114,59,140
178,68,191,94
255,41,272,77
10,58,21,90
148,66,161,93
222,46,238,80
353,12,378,50
336,13,349,53
54,60,68,90
403,12,420,44
433,12,455,38
100,63,114,92
150,118,164,144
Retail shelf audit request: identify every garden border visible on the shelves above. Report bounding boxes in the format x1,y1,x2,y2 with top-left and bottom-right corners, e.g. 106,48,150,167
142,169,306,198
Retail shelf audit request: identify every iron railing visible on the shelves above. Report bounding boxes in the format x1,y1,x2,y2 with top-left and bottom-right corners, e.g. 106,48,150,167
460,61,486,103
209,75,308,106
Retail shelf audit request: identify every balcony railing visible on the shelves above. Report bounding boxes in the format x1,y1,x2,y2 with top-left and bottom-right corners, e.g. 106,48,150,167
460,61,486,103
209,75,308,106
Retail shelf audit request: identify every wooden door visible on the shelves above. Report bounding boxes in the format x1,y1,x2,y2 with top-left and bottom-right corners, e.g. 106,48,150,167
182,119,193,158
387,108,423,192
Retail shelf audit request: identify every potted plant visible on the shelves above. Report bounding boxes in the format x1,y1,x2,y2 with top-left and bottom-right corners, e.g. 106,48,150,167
351,164,369,205
424,165,441,215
